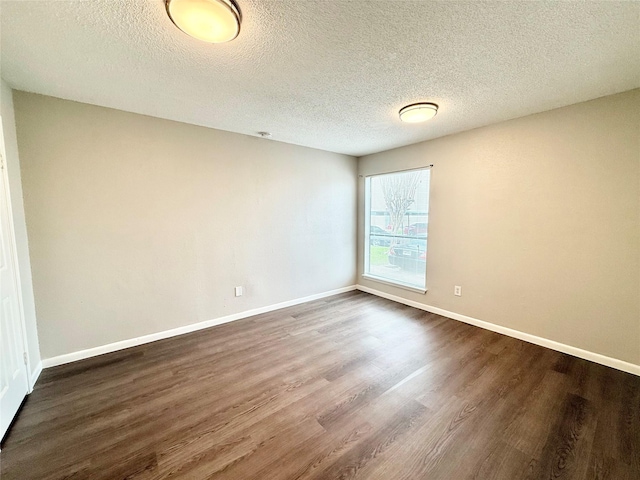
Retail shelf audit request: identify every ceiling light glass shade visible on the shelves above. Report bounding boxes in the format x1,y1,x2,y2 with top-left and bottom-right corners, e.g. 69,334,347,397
166,0,241,43
399,103,439,123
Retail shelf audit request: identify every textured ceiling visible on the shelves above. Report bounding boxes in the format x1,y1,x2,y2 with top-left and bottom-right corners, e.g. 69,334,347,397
1,0,639,156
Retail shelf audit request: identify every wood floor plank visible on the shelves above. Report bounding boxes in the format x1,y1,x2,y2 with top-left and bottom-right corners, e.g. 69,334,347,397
307,399,429,480
469,440,535,480
532,393,597,480
1,291,638,480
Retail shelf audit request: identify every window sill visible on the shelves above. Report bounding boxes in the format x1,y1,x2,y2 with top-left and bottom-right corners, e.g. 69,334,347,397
361,274,427,294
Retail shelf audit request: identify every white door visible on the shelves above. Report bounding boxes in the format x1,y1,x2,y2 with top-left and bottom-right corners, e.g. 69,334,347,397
0,121,29,441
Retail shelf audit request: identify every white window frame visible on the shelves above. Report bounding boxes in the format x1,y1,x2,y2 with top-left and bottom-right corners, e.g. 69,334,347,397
363,167,431,294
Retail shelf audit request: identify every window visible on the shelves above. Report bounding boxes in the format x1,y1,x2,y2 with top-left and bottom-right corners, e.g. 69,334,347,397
364,168,431,292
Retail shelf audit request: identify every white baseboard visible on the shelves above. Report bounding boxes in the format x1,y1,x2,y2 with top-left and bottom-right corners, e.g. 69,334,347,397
42,285,357,369
357,284,640,377
39,283,640,377
29,361,42,392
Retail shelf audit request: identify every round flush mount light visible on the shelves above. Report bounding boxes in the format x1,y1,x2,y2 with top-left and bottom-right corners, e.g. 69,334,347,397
166,0,241,43
399,102,439,123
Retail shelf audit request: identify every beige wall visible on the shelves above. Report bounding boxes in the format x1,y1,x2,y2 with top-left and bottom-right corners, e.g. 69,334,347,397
358,90,640,365
1,80,41,376
14,92,357,360
11,88,640,366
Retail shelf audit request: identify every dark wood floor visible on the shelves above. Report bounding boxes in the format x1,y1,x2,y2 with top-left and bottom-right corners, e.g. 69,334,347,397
1,291,639,479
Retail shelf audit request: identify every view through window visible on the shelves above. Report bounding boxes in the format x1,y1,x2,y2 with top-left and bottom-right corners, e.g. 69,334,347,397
364,168,430,290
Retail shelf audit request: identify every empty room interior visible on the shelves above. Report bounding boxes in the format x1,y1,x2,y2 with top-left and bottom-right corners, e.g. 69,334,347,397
0,1,639,479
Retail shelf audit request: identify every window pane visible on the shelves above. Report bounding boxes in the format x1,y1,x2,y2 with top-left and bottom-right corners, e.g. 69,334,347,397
365,169,430,290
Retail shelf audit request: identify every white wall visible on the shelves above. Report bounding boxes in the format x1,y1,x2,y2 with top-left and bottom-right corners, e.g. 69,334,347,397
0,80,41,379
358,89,640,366
13,92,357,360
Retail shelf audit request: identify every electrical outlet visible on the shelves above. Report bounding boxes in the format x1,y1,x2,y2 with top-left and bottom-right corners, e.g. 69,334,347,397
235,286,243,297
454,286,462,296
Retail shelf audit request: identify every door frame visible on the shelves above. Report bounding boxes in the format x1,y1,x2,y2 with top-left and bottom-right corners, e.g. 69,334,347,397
0,115,34,393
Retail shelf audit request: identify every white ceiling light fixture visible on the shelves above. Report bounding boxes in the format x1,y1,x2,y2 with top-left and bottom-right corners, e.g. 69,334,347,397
399,102,439,123
165,0,241,43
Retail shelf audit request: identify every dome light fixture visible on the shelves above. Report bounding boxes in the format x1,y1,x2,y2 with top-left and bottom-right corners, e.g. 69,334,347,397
166,0,241,43
399,102,439,123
